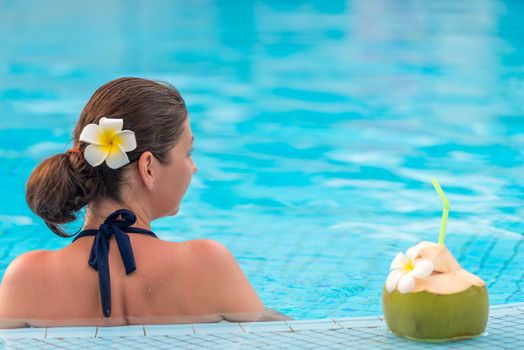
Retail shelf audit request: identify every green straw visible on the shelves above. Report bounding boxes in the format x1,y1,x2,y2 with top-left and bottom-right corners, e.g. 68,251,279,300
431,177,450,245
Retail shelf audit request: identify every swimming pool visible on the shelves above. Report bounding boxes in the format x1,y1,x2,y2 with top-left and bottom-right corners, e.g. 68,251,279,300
0,0,523,323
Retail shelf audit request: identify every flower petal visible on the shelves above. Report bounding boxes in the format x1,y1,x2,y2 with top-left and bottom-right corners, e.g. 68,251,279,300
386,269,405,292
412,258,434,278
114,130,137,152
406,245,422,261
397,273,415,294
389,252,406,270
406,241,434,260
105,145,130,169
100,117,123,134
84,144,110,167
79,124,106,145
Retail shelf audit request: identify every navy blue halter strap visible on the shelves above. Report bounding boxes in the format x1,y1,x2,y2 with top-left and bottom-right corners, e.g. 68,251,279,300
72,209,158,317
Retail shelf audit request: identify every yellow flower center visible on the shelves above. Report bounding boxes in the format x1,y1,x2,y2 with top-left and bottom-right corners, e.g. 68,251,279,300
98,130,122,147
403,260,414,271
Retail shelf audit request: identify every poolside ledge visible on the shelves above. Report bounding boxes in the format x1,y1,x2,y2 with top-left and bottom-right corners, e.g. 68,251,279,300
1,303,523,349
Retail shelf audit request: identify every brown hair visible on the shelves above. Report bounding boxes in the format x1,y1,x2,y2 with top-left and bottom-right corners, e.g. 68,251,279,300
26,77,188,237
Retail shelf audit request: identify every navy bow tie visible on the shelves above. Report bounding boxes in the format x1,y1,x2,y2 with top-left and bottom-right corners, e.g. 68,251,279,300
73,209,158,317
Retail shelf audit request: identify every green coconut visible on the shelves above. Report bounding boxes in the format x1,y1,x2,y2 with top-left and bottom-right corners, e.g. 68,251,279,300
381,178,490,342
382,284,489,342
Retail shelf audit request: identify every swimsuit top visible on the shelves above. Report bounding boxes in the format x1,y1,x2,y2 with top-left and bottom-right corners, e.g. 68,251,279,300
72,209,158,317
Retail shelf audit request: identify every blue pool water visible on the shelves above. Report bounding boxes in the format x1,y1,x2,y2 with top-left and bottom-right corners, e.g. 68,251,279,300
0,0,523,320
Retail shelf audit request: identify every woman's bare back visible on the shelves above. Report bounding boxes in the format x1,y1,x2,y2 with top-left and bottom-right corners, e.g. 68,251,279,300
0,237,278,328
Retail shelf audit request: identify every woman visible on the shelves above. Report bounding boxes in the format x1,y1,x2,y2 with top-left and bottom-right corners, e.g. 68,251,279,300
0,77,287,328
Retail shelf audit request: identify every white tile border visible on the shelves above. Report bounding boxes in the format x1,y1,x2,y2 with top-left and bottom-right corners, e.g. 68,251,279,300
95,325,145,337
239,320,292,333
333,315,383,328
0,327,46,339
286,318,342,331
489,307,523,318
46,326,97,338
0,303,522,339
145,323,194,336
192,322,244,334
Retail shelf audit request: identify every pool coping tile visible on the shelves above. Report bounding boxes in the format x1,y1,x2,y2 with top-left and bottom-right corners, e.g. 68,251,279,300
286,318,342,331
239,320,292,333
333,315,383,328
489,307,523,318
492,302,524,309
0,302,521,341
45,326,97,338
96,325,145,337
144,323,195,336
0,327,47,339
192,322,244,334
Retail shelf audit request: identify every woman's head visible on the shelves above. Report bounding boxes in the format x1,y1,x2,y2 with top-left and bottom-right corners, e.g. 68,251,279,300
26,77,196,237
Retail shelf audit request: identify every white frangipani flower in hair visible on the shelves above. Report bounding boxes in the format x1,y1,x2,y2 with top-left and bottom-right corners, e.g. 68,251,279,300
79,117,137,169
386,244,434,294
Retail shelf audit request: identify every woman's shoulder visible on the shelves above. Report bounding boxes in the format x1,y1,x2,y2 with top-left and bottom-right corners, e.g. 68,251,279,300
185,238,232,258
0,249,59,297
1,250,52,285
172,239,265,314
0,250,54,324
159,238,232,264
175,238,241,277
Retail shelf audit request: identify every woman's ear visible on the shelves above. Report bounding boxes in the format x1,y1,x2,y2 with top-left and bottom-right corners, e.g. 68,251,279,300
137,151,155,190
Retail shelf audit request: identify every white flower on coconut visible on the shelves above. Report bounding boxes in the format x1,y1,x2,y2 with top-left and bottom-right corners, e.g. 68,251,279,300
386,243,434,294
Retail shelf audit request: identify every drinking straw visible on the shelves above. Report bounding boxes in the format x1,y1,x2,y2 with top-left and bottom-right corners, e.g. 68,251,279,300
431,177,450,245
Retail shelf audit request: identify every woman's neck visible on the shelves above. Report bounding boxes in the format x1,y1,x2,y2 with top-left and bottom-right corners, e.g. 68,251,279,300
82,199,153,231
